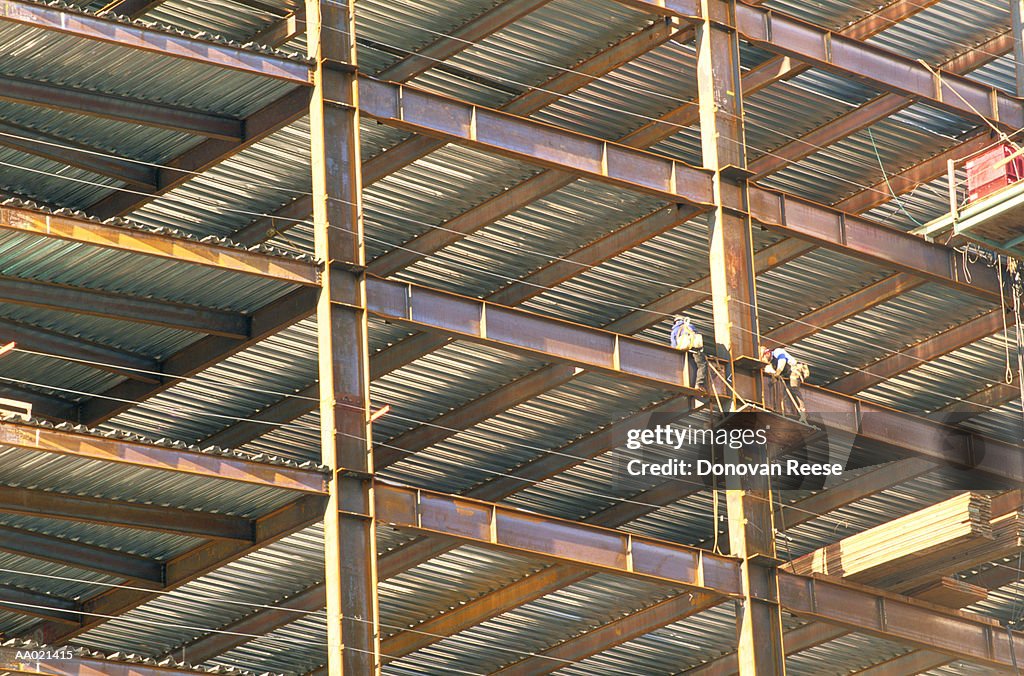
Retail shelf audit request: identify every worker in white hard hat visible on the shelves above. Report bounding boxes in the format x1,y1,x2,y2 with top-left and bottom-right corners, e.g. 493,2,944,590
670,316,707,389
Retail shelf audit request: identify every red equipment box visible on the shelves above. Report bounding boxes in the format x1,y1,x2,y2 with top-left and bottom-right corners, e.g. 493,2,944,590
966,143,1024,203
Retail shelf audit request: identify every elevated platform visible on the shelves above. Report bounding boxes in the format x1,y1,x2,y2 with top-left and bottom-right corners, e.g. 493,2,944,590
913,178,1024,257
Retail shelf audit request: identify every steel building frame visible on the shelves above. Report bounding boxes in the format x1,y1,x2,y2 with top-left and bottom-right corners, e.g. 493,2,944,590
0,0,1022,674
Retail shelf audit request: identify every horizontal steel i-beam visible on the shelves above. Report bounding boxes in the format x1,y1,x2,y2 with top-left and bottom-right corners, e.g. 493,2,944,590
0,77,244,140
798,384,1024,485
0,205,318,285
375,482,743,595
0,420,328,494
360,273,700,392
357,76,715,207
0,0,312,84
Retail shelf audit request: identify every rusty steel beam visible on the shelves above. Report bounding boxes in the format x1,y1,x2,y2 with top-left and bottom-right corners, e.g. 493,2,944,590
357,76,1002,303
616,0,1022,130
697,1,785,671
365,23,686,179
373,395,695,577
376,482,743,594
744,185,1000,302
382,566,591,660
374,253,1006,659
0,485,253,541
204,397,699,660
764,272,925,347
686,494,1007,676
379,382,1017,663
307,0,380,672
747,570,1010,672
243,21,684,249
686,622,850,676
776,571,1021,671
938,381,1021,418
596,100,949,337
369,400,985,658
232,1,982,330
848,651,953,676
1,320,160,383
168,582,325,664
0,419,327,494
0,121,157,188
483,74,993,353
88,86,310,219
491,591,721,675
0,585,81,624
27,493,325,645
376,364,579,468
0,524,164,583
363,274,700,392
377,0,556,82
829,308,1006,394
201,382,317,448
747,31,1011,181
799,384,1023,484
0,275,250,339
377,286,1015,663
253,9,305,46
76,286,316,425
358,76,715,205
0,204,317,285
0,76,245,141
833,131,994,214
0,0,312,83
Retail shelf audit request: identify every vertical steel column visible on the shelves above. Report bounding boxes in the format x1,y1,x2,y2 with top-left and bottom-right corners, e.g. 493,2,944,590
307,1,380,673
696,1,786,673
1013,0,1024,97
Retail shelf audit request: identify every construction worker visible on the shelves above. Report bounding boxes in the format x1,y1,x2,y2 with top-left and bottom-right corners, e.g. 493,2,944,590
671,316,707,388
760,344,808,422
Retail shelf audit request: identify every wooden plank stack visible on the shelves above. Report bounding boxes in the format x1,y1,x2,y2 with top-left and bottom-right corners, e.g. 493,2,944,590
784,492,993,590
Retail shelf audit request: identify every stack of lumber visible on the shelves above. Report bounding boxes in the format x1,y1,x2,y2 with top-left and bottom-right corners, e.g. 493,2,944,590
784,492,993,589
910,576,989,608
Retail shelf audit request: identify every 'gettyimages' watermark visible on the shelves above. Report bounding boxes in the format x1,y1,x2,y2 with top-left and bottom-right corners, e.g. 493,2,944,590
623,421,841,478
626,424,767,451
